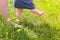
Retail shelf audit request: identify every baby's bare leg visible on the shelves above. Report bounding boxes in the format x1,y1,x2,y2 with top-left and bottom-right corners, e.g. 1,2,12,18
16,8,23,19
0,0,9,20
30,9,44,16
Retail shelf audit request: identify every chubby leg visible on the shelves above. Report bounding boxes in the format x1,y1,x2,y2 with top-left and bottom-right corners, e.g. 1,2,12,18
16,8,23,19
0,0,9,20
30,9,44,16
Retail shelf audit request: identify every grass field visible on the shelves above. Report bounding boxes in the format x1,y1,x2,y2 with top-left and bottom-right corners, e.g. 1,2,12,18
0,0,60,40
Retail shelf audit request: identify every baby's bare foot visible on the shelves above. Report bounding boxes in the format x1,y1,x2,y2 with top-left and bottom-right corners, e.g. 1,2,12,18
38,11,44,16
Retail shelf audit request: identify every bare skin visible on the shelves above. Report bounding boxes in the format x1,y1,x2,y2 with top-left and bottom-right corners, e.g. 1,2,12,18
0,0,22,28
16,8,44,19
0,0,9,20
16,8,23,19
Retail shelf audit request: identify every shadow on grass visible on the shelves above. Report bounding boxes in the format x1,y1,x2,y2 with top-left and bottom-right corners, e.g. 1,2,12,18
21,18,60,40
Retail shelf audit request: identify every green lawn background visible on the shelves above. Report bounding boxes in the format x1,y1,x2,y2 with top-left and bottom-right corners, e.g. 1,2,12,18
0,0,60,40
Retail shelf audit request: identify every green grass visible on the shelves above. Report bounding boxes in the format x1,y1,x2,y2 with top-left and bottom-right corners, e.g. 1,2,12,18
0,0,60,40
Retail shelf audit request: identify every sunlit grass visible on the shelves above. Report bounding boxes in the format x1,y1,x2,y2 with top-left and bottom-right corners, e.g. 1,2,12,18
0,0,60,40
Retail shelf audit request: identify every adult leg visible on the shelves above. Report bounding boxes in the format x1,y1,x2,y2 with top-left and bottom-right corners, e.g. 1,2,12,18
0,0,9,20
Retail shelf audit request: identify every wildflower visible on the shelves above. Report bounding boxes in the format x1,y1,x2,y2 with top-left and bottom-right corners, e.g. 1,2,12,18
5,32,9,37
16,29,21,32
7,18,11,22
15,18,20,22
14,24,21,28
6,32,8,35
